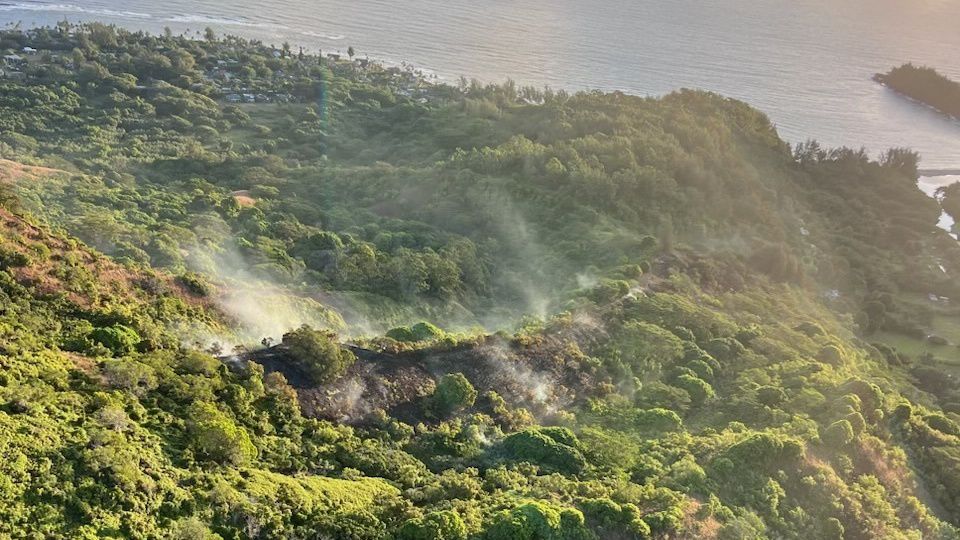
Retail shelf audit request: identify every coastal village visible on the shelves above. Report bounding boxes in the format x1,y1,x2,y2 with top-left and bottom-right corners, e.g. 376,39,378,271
1,25,444,106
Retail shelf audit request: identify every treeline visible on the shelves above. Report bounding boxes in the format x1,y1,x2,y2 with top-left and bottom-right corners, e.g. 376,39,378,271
875,63,960,118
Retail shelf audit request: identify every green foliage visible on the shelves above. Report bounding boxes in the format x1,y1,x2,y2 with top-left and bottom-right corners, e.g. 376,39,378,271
816,344,846,366
426,372,478,417
282,325,356,384
388,321,446,342
187,401,257,465
0,244,30,269
398,511,468,540
89,324,141,356
672,374,715,406
822,419,855,448
618,320,684,374
500,429,587,474
0,24,958,540
483,501,592,540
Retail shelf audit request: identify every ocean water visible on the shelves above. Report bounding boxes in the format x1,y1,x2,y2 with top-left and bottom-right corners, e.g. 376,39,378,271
918,175,960,238
2,0,960,168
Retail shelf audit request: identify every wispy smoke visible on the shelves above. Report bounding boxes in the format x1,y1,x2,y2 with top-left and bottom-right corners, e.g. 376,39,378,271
332,378,371,421
477,342,561,411
186,239,346,349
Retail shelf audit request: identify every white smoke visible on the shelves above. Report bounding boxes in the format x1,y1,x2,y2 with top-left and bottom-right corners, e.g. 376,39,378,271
186,240,346,349
478,342,557,408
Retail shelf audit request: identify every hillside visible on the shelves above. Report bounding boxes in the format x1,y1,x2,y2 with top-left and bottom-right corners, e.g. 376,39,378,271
2,22,960,539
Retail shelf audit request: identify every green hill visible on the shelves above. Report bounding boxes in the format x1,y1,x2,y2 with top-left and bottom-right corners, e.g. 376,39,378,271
1,22,960,539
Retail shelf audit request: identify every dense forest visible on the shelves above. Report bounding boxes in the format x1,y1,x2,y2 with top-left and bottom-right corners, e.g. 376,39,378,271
2,23,960,539
875,63,960,119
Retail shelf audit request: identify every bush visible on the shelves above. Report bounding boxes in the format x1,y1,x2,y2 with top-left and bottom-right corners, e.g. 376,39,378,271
794,321,824,337
500,429,587,474
90,324,141,356
822,419,855,448
619,321,684,372
170,517,221,540
483,501,591,540
187,401,257,465
756,386,787,407
924,413,960,436
579,498,650,538
722,433,804,471
703,337,746,363
387,321,445,342
816,344,845,366
428,373,477,417
0,245,29,269
282,325,356,384
398,511,468,540
177,272,213,297
672,374,714,406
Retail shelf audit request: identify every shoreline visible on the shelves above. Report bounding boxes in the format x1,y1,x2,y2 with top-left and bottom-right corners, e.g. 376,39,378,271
5,13,960,167
873,77,960,124
919,169,960,177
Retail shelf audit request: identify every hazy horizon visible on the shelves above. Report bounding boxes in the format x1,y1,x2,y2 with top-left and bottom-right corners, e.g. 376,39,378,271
3,0,960,167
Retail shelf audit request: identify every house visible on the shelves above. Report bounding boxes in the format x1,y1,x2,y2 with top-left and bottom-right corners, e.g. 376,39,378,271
327,53,340,61
242,93,256,102
21,46,37,54
225,93,242,103
3,54,24,66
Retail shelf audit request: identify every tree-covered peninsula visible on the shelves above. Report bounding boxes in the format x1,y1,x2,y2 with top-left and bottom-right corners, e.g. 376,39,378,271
875,63,960,119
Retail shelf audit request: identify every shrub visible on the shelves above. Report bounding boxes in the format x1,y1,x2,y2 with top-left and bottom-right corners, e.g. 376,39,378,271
924,413,960,436
756,386,787,407
387,321,445,342
483,501,590,540
684,358,714,380
822,419,855,448
427,373,478,417
187,401,257,465
816,344,845,366
170,517,221,540
500,429,586,474
90,324,141,356
177,272,213,297
722,433,804,471
619,321,684,372
282,325,356,384
672,374,714,406
794,321,824,337
579,498,651,538
0,245,29,269
635,408,684,432
103,359,157,395
703,337,746,363
398,510,468,540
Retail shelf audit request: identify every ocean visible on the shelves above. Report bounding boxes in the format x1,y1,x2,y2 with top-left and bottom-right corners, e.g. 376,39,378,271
1,0,959,168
